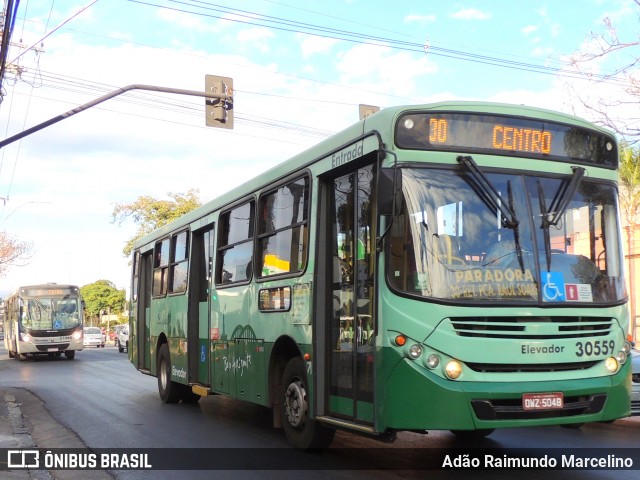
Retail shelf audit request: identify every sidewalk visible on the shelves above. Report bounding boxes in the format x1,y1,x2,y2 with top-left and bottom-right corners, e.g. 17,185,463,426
0,387,114,480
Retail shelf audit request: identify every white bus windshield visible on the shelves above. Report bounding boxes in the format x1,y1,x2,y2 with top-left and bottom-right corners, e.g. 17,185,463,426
388,167,626,304
20,296,82,331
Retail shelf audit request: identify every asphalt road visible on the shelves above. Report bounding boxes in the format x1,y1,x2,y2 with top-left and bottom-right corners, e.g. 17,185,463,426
0,343,637,480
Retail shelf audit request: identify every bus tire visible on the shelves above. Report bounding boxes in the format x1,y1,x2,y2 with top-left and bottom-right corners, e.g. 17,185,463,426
8,348,14,358
65,350,76,360
281,357,335,450
157,343,181,403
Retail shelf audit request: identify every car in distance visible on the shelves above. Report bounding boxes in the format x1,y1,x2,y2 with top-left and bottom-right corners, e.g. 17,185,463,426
631,348,640,416
116,325,129,353
83,327,105,348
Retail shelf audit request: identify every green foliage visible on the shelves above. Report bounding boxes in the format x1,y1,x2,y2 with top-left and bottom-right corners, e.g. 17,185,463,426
112,188,202,256
80,280,126,324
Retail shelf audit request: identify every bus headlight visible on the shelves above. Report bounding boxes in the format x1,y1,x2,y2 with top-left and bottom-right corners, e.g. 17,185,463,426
621,342,632,355
425,354,440,369
605,357,619,373
72,330,82,340
614,351,627,365
408,344,423,359
445,360,463,380
20,333,33,343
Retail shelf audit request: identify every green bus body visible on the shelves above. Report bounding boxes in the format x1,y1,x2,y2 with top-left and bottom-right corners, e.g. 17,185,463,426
4,284,84,360
129,102,632,449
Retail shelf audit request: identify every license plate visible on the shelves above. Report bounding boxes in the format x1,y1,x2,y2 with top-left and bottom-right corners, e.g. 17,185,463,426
47,347,60,352
522,392,564,411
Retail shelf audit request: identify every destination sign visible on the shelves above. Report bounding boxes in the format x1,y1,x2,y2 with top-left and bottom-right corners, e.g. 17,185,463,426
395,111,617,167
21,287,76,297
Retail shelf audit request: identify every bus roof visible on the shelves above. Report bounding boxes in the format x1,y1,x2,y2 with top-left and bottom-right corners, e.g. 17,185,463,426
132,101,614,251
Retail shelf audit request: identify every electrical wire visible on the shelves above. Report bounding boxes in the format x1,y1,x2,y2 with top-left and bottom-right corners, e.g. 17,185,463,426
127,0,624,85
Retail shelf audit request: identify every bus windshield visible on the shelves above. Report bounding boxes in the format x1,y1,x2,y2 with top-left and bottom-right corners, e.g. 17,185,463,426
388,166,626,304
20,295,82,331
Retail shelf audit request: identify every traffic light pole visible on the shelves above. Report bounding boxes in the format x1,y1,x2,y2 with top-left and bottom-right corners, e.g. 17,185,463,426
0,81,233,150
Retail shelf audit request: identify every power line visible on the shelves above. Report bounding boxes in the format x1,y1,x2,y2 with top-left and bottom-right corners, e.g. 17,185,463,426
127,0,623,85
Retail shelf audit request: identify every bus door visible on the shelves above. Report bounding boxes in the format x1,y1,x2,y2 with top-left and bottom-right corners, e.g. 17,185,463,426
326,163,376,423
188,224,214,385
136,250,153,371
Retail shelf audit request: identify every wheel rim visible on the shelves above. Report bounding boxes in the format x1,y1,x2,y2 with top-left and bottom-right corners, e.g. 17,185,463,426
159,357,168,390
284,379,307,428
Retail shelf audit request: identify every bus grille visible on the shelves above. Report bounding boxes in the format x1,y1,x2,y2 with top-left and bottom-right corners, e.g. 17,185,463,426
471,394,606,420
35,343,70,352
466,361,599,373
27,328,78,337
449,316,613,339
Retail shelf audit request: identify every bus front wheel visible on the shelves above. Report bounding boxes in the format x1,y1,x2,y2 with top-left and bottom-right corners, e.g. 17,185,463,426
157,344,181,403
281,357,335,450
64,350,75,360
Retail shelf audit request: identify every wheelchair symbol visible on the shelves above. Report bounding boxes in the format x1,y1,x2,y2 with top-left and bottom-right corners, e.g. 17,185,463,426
542,272,565,302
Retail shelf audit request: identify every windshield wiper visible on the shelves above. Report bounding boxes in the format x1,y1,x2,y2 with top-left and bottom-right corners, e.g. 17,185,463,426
457,156,518,228
544,166,585,228
538,166,585,272
507,181,525,272
458,156,525,271
537,181,552,272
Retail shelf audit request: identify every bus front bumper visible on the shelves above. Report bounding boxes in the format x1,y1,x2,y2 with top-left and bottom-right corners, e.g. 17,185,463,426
17,337,84,355
381,358,631,432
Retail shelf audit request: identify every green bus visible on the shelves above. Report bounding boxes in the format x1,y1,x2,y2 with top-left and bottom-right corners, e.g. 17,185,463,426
4,284,84,360
129,102,633,449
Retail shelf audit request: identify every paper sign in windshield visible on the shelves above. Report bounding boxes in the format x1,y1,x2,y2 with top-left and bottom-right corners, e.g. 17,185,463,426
564,283,593,302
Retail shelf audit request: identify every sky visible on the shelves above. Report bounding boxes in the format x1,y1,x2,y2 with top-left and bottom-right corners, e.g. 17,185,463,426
0,0,638,297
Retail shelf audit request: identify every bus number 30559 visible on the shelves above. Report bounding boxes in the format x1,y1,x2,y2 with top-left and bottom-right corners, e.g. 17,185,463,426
575,340,615,357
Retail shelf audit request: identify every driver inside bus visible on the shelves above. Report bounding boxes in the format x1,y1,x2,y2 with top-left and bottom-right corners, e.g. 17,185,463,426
55,302,78,326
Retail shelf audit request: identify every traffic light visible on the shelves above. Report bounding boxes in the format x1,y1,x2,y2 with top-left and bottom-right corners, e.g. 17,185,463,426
205,75,234,129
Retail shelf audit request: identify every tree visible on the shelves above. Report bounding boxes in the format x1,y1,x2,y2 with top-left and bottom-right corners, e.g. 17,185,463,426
565,4,640,340
564,0,640,143
112,188,202,256
619,144,640,340
80,280,126,326
0,231,32,277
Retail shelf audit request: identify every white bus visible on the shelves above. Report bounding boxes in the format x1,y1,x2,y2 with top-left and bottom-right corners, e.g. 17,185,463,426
4,284,84,360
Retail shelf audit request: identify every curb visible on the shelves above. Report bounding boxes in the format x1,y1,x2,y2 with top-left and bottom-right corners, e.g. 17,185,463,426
1,388,114,480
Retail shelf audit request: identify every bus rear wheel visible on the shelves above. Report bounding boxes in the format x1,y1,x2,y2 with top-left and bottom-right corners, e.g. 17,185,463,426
157,343,181,403
281,357,335,450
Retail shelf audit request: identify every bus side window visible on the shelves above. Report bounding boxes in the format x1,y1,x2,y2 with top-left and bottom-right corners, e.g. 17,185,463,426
217,201,255,285
153,238,170,296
